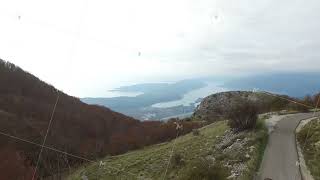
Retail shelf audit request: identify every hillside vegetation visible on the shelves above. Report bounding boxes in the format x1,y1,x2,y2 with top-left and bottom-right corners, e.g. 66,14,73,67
69,117,268,180
2,58,313,179
297,118,320,180
193,91,312,122
0,59,201,179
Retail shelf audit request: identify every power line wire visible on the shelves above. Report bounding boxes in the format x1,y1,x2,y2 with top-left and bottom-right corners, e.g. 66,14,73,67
162,130,180,180
32,94,60,180
0,130,139,177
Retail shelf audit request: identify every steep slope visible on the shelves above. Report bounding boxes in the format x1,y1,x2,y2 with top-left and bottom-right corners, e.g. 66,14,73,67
68,121,229,180
0,59,200,179
68,119,268,180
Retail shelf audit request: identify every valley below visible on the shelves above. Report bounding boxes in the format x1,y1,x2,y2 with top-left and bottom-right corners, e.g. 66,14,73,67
82,81,228,120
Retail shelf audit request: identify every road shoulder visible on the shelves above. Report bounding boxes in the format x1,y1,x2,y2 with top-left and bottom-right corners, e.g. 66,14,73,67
296,118,316,180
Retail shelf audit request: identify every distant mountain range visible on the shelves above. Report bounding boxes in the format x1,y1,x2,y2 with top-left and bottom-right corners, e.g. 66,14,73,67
222,73,320,98
82,73,320,120
83,80,206,110
82,80,206,120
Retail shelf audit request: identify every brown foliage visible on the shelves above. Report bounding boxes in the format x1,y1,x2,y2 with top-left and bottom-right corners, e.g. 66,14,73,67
0,147,35,180
227,98,258,131
0,59,202,179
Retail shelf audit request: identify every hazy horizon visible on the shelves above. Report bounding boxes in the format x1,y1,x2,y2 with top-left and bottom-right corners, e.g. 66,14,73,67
1,0,320,97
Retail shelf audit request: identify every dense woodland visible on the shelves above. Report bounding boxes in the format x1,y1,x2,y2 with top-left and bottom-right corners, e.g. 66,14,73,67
0,59,202,179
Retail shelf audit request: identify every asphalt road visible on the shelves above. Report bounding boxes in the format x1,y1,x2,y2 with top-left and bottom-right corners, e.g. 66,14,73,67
259,112,320,180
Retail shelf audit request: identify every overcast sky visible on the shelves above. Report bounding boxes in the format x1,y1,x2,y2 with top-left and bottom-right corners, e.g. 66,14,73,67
0,0,320,97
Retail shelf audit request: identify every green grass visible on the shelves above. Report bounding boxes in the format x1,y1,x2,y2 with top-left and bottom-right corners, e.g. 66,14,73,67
68,119,269,180
68,121,228,180
297,119,320,180
241,119,269,180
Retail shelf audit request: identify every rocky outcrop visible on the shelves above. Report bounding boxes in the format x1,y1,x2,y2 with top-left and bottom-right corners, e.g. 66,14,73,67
214,129,256,179
193,91,277,122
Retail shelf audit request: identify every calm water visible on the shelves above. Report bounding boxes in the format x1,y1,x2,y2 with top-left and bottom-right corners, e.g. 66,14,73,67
151,82,228,108
104,91,143,98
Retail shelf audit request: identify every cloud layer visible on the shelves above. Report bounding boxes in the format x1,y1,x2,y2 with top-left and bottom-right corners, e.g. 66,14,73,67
1,0,320,96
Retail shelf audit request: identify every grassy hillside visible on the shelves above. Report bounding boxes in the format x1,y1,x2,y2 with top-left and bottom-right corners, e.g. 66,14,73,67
68,119,268,180
297,118,320,180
